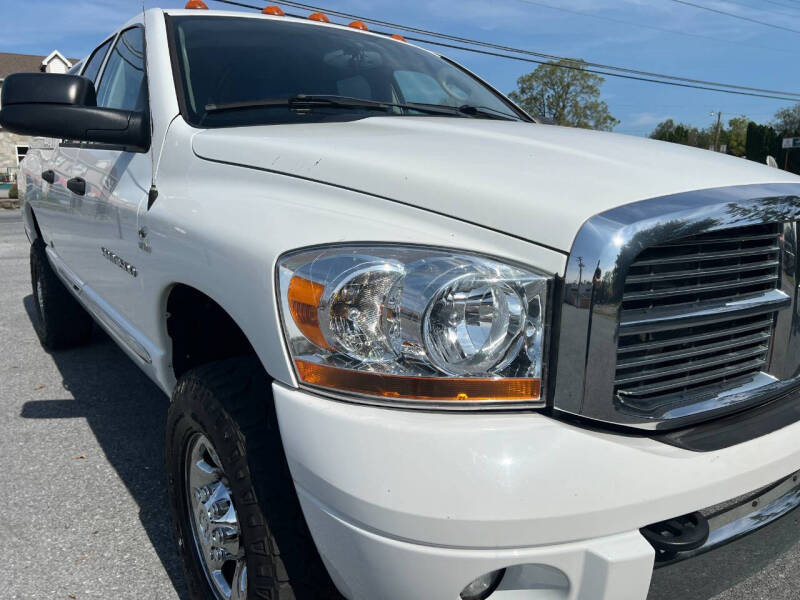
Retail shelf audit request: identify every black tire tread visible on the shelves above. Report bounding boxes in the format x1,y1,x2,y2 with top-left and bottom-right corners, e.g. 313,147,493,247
29,238,93,350
166,357,342,600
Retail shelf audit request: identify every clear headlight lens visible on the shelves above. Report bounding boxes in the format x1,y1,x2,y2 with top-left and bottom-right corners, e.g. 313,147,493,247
277,245,550,408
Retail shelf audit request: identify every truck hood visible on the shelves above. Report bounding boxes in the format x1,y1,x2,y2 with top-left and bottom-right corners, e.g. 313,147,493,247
192,117,800,252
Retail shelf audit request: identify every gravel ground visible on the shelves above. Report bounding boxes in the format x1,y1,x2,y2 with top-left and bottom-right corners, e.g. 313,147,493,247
2,207,800,600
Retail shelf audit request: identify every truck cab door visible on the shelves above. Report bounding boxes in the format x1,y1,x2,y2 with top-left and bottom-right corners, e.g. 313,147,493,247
36,37,115,271
72,26,151,326
22,136,57,240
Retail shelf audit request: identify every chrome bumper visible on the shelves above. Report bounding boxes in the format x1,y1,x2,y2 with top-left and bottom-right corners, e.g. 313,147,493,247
648,470,800,599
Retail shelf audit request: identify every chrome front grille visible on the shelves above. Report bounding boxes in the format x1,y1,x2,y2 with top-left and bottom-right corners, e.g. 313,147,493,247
615,224,781,410
621,224,781,311
554,183,800,429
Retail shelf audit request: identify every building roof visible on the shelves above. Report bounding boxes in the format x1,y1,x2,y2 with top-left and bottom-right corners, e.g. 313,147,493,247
0,51,80,80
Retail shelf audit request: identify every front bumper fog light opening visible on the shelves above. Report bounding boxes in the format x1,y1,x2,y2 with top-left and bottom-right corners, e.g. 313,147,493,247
460,568,505,600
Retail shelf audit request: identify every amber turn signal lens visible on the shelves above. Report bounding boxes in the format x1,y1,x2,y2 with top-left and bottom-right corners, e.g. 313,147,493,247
185,0,208,8
308,11,331,22
295,360,541,402
391,34,407,42
287,276,332,350
262,5,285,15
349,20,369,30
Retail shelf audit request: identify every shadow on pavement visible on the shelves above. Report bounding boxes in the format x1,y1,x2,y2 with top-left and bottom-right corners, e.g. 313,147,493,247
19,294,188,599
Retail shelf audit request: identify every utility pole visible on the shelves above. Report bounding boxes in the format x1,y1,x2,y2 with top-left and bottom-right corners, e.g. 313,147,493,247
711,111,722,152
577,256,585,284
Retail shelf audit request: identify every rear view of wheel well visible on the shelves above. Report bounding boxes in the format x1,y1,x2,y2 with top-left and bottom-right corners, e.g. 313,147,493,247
166,285,255,379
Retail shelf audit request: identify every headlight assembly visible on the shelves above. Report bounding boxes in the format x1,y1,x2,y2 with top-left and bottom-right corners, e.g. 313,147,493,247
277,245,550,409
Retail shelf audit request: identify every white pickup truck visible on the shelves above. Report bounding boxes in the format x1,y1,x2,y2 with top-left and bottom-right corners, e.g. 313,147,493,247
4,5,800,600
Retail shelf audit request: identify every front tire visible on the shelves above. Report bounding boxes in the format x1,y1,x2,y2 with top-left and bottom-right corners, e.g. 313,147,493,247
166,357,341,600
30,238,94,350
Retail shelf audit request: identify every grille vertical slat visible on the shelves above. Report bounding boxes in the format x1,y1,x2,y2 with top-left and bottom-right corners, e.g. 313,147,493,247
615,224,781,409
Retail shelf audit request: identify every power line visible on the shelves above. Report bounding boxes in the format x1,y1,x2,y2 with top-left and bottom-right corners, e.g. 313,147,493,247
709,0,800,18
668,0,800,34
260,0,800,97
511,0,793,54
403,36,800,101
759,0,800,11
209,0,800,101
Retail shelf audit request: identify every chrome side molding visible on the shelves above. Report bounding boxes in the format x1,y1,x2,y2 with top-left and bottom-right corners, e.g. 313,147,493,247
81,287,153,364
44,247,153,365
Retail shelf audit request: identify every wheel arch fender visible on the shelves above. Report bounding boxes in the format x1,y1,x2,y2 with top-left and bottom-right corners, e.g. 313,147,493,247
160,280,292,386
23,202,42,244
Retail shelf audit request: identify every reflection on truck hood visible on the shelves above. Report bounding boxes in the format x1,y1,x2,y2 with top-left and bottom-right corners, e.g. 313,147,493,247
192,117,800,252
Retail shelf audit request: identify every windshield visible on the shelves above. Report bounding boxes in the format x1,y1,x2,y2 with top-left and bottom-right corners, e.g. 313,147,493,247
168,15,527,128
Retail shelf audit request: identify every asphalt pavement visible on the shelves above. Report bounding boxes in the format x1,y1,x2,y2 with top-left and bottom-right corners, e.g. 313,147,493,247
1,207,799,600
1,208,186,599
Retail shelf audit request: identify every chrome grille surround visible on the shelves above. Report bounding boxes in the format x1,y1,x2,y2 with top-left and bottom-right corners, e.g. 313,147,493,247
553,183,800,430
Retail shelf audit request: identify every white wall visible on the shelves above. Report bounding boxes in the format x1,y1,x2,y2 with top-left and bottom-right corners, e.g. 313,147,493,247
44,56,70,74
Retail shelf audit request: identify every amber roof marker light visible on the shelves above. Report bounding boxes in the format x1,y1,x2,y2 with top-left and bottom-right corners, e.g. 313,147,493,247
349,20,369,31
308,11,331,22
391,34,407,42
185,0,209,8
262,5,285,15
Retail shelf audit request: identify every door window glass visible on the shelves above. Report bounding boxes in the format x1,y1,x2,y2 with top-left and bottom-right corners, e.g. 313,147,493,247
96,27,147,112
81,38,113,84
16,145,28,165
67,60,83,75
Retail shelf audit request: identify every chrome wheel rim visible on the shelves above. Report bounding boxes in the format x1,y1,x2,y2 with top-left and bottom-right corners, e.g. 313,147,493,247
185,433,247,600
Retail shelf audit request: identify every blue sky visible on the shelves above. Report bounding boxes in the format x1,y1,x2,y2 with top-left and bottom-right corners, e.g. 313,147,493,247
4,0,799,136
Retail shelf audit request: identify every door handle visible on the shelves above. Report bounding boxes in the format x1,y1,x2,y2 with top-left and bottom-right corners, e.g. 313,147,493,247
41,170,55,184
67,177,86,196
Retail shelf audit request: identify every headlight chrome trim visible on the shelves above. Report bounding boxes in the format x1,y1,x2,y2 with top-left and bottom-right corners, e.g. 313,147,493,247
275,242,554,411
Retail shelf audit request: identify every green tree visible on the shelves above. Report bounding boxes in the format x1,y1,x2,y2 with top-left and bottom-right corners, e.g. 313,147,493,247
649,118,731,152
508,59,619,131
649,118,677,141
773,103,800,174
774,103,800,136
745,122,779,165
695,127,714,150
726,116,748,157
649,119,702,146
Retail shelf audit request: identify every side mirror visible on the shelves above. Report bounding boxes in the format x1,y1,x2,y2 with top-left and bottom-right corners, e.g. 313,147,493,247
0,73,150,153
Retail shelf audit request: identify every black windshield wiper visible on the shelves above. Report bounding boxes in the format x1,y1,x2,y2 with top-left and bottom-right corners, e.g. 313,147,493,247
203,95,519,123
205,95,386,113
392,101,519,121
204,95,466,117
456,105,518,121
